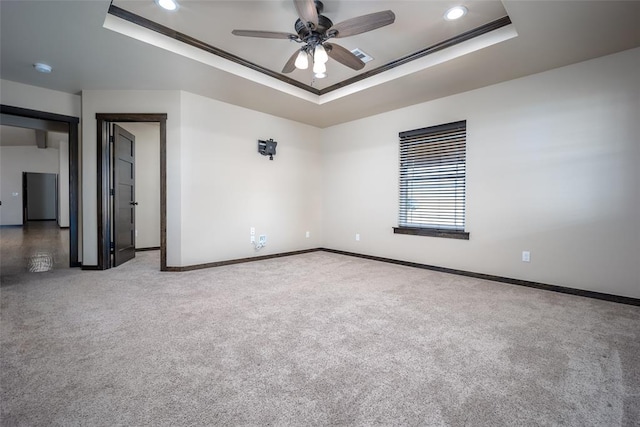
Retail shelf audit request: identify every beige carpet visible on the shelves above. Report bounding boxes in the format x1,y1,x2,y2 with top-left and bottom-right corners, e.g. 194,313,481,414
1,251,639,426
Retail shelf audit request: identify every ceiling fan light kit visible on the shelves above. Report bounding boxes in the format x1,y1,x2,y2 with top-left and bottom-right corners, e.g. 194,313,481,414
231,0,395,80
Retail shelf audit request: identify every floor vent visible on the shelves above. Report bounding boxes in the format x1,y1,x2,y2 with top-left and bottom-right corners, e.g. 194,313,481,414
350,48,373,63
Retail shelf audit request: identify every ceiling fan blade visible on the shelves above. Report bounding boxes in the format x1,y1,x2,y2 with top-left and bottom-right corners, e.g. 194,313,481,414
282,50,299,73
293,0,318,28
232,30,297,40
328,10,395,38
325,43,365,71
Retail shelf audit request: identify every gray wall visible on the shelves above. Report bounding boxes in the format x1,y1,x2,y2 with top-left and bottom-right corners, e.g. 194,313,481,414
321,48,640,299
3,47,638,299
81,90,323,267
0,145,60,225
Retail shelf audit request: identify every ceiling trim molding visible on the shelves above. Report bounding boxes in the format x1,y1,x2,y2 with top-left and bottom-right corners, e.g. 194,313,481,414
318,16,512,95
107,5,512,98
107,5,319,95
0,105,80,124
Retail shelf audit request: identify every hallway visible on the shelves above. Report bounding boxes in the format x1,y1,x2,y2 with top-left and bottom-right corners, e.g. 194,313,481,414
0,221,69,278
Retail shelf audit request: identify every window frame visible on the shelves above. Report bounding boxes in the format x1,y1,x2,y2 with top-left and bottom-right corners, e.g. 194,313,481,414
394,120,469,240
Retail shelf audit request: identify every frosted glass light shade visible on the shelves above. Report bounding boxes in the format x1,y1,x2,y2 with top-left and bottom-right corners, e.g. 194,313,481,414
314,44,329,64
313,60,326,74
294,50,309,69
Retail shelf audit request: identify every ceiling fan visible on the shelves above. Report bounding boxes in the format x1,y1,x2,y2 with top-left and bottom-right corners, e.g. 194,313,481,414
231,0,395,78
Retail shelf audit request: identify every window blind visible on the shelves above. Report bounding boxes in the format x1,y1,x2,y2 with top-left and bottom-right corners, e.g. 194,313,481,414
398,120,466,232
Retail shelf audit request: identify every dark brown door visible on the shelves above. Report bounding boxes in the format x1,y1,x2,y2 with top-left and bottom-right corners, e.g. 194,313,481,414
113,124,136,266
25,172,58,221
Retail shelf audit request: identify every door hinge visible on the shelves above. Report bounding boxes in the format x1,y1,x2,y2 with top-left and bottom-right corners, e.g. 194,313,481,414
109,135,114,143
110,188,114,196
110,242,115,253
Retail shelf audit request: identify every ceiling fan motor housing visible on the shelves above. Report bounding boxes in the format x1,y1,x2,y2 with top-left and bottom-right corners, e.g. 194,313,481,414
295,14,334,43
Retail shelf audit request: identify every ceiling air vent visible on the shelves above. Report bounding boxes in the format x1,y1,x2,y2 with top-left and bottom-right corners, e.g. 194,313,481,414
350,48,373,64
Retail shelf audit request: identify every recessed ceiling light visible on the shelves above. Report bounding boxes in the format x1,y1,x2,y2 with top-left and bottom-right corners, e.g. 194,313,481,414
444,6,467,21
155,0,178,11
33,63,52,73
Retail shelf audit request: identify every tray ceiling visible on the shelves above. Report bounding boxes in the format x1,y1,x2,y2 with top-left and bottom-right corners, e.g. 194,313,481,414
111,1,510,92
1,1,639,127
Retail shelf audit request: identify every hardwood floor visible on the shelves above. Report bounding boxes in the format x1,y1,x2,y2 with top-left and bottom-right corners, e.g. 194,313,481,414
0,221,69,276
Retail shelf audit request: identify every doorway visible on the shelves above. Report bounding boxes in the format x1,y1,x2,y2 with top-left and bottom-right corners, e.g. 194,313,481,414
96,113,167,271
0,105,80,267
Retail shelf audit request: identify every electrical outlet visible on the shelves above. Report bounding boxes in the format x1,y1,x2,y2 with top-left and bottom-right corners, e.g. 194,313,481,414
522,251,531,262
135,229,138,237
355,233,360,241
305,231,310,238
250,227,255,236
259,235,267,244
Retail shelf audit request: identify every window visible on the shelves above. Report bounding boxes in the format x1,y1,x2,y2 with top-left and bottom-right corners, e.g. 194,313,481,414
394,120,469,240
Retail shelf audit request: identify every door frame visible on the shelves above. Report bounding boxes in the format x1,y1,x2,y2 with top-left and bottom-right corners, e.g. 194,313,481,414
0,104,80,267
96,113,167,271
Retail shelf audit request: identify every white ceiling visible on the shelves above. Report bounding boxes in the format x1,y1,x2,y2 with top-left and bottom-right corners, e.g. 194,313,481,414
1,1,639,128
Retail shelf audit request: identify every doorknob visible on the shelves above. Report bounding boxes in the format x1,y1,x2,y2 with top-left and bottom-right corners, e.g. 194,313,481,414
130,202,138,206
